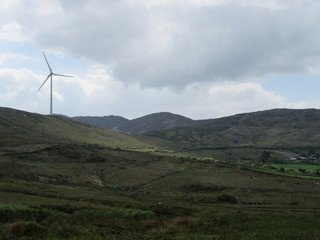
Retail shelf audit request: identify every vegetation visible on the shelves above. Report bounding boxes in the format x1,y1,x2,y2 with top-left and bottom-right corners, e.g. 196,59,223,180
0,107,149,148
145,108,320,149
1,142,319,239
112,112,194,134
1,203,319,240
1,107,320,239
72,115,129,130
246,163,320,179
216,194,238,204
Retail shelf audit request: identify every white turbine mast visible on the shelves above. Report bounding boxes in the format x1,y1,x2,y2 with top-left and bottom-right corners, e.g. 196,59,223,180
38,52,73,115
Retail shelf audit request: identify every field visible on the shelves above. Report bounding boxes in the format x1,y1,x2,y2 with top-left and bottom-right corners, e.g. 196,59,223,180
272,163,320,173
1,143,320,239
247,163,320,179
1,108,320,239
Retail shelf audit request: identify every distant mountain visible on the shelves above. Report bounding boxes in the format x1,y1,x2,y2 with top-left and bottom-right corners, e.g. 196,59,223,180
113,112,194,135
72,115,128,129
145,109,320,148
71,112,194,135
3,107,320,154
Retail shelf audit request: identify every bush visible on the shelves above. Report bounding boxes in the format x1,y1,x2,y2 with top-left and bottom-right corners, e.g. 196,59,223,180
0,204,32,223
216,194,238,204
74,207,155,218
298,168,307,174
1,221,44,238
152,205,193,216
185,184,225,192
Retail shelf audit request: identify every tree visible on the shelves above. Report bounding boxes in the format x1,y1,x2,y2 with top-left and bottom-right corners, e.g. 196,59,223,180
260,151,271,163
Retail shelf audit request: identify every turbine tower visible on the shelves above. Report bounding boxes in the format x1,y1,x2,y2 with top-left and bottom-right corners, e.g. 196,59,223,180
38,52,73,115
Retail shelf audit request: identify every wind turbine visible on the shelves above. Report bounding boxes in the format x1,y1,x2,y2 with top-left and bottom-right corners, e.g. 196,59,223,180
38,52,73,115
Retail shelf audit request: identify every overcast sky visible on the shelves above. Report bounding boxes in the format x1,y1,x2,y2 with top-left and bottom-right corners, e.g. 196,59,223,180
1,0,320,119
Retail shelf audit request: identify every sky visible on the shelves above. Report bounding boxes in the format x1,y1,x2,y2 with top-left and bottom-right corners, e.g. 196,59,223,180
1,0,320,120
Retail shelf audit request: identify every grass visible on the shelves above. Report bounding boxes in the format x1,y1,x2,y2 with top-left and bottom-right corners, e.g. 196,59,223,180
247,167,319,179
247,163,320,179
0,107,151,149
1,108,320,239
1,203,319,240
272,163,320,172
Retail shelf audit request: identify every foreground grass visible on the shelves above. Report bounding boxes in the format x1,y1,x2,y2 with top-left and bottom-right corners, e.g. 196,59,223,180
1,143,320,239
1,203,320,240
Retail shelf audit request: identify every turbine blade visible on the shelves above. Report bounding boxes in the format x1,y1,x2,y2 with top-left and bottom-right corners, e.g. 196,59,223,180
43,52,52,73
52,73,74,78
37,74,51,92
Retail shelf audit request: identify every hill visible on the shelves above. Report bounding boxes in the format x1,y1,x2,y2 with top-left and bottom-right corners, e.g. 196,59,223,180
72,115,128,129
146,108,320,148
0,107,319,239
113,112,194,134
0,107,148,148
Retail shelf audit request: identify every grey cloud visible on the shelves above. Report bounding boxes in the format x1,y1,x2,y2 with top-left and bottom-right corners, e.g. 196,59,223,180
5,0,320,89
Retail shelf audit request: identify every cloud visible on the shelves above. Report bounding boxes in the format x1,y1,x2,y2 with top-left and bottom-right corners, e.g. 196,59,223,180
0,68,40,99
205,82,288,117
0,52,31,65
0,64,314,119
76,64,117,99
1,0,320,119
0,67,43,111
1,0,320,90
0,22,29,42
44,65,307,119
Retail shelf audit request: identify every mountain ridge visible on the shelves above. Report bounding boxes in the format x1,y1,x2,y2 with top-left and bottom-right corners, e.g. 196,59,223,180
112,112,194,134
72,115,128,130
3,107,320,149
72,112,194,134
71,108,320,138
145,108,320,148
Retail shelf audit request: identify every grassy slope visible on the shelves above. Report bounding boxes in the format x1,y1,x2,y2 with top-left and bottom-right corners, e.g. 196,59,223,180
143,108,320,162
0,107,149,148
272,163,320,172
1,143,320,239
114,112,194,134
248,163,320,179
145,108,320,148
72,115,129,130
0,107,320,239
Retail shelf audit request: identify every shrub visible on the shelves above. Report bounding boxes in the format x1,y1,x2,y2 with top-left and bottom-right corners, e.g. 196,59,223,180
74,207,155,218
0,204,32,223
298,168,307,174
1,221,44,238
313,169,320,176
185,184,225,192
152,205,193,217
2,221,27,237
216,194,238,204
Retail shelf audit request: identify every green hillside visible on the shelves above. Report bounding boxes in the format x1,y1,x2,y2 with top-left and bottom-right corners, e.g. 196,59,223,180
1,142,319,239
0,107,320,239
71,112,194,134
72,115,128,130
0,107,148,148
146,108,320,148
113,112,194,134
